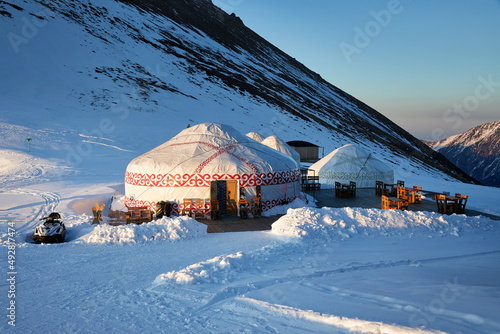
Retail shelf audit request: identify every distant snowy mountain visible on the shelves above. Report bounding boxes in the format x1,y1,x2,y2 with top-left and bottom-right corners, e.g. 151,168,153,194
0,0,472,183
424,121,500,187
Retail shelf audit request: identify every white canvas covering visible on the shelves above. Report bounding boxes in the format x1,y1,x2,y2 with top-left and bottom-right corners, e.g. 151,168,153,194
261,135,301,167
246,131,264,143
308,144,394,188
125,123,300,214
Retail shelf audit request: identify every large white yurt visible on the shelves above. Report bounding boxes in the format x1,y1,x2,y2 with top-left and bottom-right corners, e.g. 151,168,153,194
308,144,394,188
261,135,301,167
246,131,265,143
125,123,301,215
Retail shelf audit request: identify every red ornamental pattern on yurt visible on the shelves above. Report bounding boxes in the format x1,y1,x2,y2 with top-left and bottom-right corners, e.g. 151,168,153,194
125,169,301,188
124,195,298,215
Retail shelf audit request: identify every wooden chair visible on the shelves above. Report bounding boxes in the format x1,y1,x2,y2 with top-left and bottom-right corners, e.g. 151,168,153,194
335,182,349,198
192,198,205,219
155,201,172,219
397,186,410,202
182,198,193,216
349,181,356,198
92,202,105,225
251,197,262,218
210,200,221,220
375,181,383,196
381,195,398,210
413,186,422,204
457,195,468,214
239,198,249,219
399,198,409,211
435,194,445,214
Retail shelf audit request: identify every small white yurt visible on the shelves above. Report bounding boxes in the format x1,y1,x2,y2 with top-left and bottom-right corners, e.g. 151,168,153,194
246,131,265,143
308,144,393,188
125,123,301,215
261,135,301,167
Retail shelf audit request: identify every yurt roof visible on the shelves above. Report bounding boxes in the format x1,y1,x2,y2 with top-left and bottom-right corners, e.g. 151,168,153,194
261,135,301,166
310,144,392,174
246,131,265,143
127,123,298,176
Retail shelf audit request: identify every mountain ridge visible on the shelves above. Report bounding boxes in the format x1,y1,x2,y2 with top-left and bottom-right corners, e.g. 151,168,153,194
424,121,500,187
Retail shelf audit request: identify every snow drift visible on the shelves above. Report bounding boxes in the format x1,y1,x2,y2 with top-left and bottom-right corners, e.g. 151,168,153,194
271,207,495,240
77,216,207,244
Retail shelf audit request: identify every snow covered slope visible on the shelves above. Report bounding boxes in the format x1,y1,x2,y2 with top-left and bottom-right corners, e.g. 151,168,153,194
424,121,500,187
0,0,472,183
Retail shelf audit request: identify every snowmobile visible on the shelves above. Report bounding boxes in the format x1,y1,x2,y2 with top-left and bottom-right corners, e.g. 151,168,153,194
33,212,66,244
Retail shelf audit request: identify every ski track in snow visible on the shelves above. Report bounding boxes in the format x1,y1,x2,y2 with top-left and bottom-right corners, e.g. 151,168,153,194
234,297,446,334
147,249,500,333
0,188,61,243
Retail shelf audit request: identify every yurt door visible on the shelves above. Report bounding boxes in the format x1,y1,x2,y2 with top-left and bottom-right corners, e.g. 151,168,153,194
226,180,238,216
210,180,238,216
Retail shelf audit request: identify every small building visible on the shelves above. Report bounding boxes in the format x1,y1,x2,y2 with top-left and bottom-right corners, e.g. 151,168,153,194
287,140,323,163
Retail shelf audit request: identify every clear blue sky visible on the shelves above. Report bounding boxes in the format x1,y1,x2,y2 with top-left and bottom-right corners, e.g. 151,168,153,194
214,0,500,140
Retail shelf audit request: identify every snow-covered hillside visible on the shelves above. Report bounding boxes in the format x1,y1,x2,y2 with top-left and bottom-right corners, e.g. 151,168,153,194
0,0,471,183
424,121,500,187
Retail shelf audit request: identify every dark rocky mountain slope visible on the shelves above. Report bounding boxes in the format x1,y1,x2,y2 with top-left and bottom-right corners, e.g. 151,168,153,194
424,121,500,187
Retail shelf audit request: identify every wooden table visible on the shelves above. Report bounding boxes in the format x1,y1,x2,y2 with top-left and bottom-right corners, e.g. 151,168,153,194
340,183,354,198
446,196,461,214
387,197,409,210
384,183,397,197
405,188,418,204
340,183,351,190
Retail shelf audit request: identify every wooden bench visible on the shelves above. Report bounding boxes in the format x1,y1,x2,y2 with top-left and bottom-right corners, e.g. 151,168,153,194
126,206,153,224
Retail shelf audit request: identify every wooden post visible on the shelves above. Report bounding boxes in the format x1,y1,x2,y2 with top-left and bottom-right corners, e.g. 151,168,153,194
92,202,105,225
